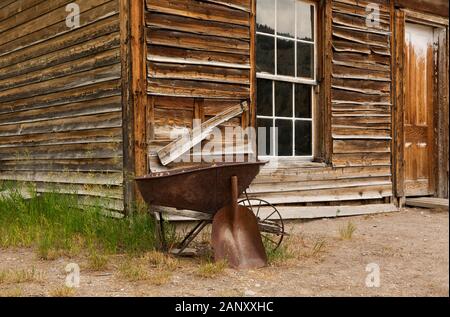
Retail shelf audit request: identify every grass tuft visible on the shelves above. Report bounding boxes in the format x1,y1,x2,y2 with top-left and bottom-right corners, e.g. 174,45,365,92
117,259,150,282
142,251,179,271
339,221,357,240
87,251,109,271
0,267,45,284
0,288,23,297
150,271,172,286
49,287,76,297
196,261,227,279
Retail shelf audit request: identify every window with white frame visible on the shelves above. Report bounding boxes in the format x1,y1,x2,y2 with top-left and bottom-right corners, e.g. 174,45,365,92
256,0,317,158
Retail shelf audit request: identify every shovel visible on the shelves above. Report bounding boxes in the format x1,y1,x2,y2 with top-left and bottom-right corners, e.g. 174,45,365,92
211,176,268,269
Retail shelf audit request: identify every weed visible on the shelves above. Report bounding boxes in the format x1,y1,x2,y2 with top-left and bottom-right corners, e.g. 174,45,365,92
0,288,23,297
49,287,76,297
0,185,158,258
0,267,45,284
117,259,149,282
87,252,109,271
266,242,294,265
150,271,172,286
339,221,357,240
142,251,179,271
310,239,327,257
196,261,227,278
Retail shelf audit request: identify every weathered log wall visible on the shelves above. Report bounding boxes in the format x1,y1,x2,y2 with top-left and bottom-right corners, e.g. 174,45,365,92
0,0,124,210
0,0,399,216
145,0,253,168
248,0,394,207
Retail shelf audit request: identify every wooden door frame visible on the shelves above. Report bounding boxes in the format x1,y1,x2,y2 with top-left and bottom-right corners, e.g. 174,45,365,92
393,9,449,200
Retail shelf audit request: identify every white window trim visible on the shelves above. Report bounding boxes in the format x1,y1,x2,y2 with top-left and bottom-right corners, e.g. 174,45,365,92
256,0,318,159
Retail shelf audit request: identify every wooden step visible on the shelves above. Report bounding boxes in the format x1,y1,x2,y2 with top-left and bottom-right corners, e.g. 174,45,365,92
405,197,449,210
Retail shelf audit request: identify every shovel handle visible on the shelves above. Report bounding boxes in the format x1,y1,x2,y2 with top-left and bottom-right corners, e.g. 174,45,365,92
231,176,239,216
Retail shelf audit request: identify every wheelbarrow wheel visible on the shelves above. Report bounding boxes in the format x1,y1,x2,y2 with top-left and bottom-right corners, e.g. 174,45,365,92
238,198,285,253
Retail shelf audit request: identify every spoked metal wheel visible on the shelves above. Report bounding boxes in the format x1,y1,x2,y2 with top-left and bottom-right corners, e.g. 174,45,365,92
238,197,285,252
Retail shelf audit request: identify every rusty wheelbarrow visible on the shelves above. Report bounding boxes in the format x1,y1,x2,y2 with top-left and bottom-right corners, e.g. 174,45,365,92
135,161,286,269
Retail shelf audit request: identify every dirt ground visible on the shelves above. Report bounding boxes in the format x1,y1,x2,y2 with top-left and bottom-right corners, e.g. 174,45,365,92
0,207,448,297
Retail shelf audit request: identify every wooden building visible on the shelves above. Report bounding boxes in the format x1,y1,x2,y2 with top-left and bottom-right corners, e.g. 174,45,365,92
0,0,448,217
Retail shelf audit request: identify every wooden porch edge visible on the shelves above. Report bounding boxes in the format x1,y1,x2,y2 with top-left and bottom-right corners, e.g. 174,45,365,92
159,203,399,221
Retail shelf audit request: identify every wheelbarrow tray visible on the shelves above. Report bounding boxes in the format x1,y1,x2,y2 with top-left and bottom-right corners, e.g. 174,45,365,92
135,161,266,215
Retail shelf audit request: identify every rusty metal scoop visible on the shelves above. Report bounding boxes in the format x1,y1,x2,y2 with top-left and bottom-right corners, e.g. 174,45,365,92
211,176,268,269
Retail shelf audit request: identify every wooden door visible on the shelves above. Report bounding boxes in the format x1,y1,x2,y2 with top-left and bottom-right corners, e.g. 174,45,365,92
404,23,435,196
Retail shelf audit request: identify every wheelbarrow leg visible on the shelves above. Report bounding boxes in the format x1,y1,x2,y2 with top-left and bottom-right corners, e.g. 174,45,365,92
153,211,167,251
176,220,209,255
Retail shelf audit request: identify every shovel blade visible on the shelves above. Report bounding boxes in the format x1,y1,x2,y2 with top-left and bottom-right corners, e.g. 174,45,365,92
211,205,268,269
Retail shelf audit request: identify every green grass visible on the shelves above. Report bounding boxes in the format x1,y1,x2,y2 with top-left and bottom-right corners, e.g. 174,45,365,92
0,184,158,258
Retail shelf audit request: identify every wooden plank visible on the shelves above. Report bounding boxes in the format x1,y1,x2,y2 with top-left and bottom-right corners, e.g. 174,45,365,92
256,165,392,182
147,61,250,84
405,197,449,210
395,0,449,18
0,0,46,23
0,48,121,92
0,15,120,68
157,101,248,166
323,0,333,163
145,11,249,40
148,45,250,68
393,10,406,197
120,0,134,214
333,140,391,153
246,184,393,204
0,0,71,34
0,142,123,161
249,177,392,194
131,0,148,207
147,78,249,98
0,127,122,149
0,64,121,103
0,2,119,57
0,158,123,173
332,153,391,167
0,171,123,186
0,95,122,126
257,204,398,220
0,111,122,138
198,0,251,12
0,79,122,116
0,32,121,82
146,29,250,55
145,0,250,26
161,203,397,221
249,0,256,131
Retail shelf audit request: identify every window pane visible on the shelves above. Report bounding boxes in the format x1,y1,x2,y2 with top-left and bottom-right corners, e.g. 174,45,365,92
277,0,295,38
295,84,312,118
275,119,293,156
256,34,275,74
257,118,274,156
297,3,314,41
297,42,314,78
256,0,275,34
257,79,273,116
295,121,312,156
275,81,293,117
277,38,295,77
